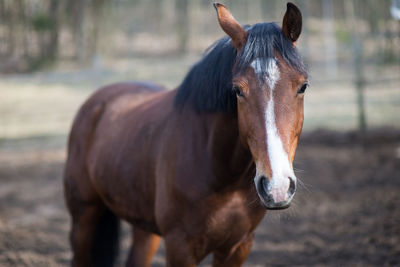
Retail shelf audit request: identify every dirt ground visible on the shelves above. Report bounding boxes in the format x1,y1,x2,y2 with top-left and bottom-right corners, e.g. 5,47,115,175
0,128,399,266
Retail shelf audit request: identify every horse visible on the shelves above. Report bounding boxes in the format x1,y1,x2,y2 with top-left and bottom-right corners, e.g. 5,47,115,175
64,2,308,266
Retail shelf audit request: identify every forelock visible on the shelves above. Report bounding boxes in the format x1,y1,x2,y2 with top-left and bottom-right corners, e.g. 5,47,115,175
235,23,306,80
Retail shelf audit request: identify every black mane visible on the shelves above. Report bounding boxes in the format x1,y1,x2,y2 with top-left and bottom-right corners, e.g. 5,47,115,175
174,22,306,113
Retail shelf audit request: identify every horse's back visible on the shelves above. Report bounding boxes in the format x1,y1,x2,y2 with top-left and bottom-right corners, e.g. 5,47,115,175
82,81,166,112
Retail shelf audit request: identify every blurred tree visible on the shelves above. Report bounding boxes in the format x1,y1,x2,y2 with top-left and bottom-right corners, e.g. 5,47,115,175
322,0,337,77
71,0,88,62
31,12,53,59
298,0,311,65
175,0,189,52
345,0,367,133
66,0,109,64
16,0,28,57
48,0,60,60
6,1,16,56
0,0,397,76
89,0,107,62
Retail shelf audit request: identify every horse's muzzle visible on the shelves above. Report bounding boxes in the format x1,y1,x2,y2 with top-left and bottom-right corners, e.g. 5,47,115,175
255,175,296,210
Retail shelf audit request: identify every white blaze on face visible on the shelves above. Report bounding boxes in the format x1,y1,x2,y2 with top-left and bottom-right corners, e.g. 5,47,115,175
251,58,296,203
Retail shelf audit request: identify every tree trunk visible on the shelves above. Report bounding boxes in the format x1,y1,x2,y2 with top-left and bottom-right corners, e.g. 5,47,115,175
48,0,60,60
345,0,367,134
72,0,88,62
322,0,338,77
15,0,28,57
0,0,5,56
175,0,189,53
6,2,15,56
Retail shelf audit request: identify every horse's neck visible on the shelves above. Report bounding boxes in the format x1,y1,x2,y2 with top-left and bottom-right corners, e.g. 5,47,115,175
207,113,254,186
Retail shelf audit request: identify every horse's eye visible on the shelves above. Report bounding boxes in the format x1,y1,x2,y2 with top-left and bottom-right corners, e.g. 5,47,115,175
298,83,308,94
233,85,244,98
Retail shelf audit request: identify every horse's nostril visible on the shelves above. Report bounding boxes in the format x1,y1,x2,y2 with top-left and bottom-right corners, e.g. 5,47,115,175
259,175,268,191
258,176,273,201
288,177,296,195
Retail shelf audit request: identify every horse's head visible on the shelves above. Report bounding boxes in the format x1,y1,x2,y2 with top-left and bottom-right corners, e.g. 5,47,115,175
214,3,308,209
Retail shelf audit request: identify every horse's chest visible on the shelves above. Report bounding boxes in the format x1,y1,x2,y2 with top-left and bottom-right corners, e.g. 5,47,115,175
204,193,264,243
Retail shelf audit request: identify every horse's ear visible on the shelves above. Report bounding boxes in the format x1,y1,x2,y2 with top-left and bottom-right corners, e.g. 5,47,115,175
282,2,302,43
213,3,247,50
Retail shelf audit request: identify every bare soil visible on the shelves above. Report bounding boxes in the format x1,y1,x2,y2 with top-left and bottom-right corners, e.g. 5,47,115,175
0,129,399,266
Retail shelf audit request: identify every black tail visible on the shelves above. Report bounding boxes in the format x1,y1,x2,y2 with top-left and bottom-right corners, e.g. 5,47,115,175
90,208,120,267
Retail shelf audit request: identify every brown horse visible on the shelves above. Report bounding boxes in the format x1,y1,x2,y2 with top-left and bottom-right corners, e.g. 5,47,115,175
64,2,308,266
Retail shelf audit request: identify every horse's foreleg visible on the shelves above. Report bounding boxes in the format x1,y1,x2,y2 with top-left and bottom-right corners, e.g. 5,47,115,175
164,231,198,267
126,227,161,267
212,233,254,267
